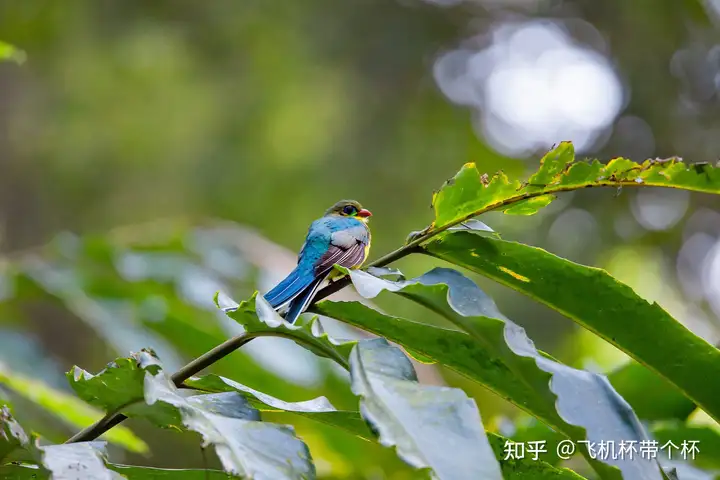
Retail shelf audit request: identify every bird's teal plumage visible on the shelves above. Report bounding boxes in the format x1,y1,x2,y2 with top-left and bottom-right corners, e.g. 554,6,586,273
264,200,372,324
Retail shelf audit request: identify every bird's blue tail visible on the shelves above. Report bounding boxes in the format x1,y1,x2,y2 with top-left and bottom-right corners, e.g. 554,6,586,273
284,275,326,324
264,265,315,309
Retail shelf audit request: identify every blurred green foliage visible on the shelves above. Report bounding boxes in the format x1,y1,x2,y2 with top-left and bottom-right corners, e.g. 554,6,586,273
1,0,720,478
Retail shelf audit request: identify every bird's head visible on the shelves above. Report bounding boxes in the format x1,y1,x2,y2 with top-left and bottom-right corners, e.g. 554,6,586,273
325,200,372,222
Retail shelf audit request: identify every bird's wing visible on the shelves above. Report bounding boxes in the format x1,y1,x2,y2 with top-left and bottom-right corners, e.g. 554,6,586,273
314,224,369,275
297,219,326,264
264,220,330,308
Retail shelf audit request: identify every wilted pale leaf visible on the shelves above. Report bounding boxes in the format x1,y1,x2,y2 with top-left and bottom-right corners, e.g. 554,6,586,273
39,443,123,480
185,374,373,440
349,338,503,480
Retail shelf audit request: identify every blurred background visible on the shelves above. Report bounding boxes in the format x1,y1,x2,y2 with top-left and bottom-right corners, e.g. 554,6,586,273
1,0,720,478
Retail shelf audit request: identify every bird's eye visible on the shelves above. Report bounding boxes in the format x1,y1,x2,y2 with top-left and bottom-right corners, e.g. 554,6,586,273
342,205,357,215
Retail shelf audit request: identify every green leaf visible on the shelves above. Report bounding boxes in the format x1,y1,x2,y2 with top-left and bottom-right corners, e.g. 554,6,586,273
68,351,175,426
1,406,121,479
326,266,664,480
431,142,720,230
68,353,161,414
425,232,720,425
111,465,234,479
0,40,25,64
0,366,148,454
218,291,355,368
609,361,696,421
502,194,556,215
349,338,503,480
650,420,720,470
506,418,567,466
185,374,373,440
70,350,316,479
1,405,28,462
486,432,588,479
0,466,41,479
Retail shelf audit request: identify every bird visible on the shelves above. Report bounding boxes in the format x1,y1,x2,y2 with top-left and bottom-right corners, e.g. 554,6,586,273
263,200,372,324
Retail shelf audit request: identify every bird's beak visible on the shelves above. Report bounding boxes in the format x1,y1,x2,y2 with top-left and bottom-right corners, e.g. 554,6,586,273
357,208,373,218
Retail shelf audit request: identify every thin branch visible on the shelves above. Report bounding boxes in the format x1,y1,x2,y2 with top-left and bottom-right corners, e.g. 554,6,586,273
171,333,255,385
65,410,129,444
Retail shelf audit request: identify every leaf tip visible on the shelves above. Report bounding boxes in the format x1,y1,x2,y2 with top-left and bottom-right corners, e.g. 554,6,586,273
212,291,221,308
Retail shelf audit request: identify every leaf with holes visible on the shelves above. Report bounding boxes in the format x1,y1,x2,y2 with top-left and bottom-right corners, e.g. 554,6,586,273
431,142,720,230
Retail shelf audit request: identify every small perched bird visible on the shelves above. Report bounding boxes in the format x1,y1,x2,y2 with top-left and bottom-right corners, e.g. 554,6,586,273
264,200,372,323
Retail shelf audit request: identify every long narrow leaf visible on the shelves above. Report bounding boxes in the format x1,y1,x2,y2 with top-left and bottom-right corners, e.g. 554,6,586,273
609,362,696,421
424,232,720,426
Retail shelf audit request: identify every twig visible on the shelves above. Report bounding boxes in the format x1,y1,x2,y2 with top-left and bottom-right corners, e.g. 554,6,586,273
170,333,255,385
65,410,129,445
